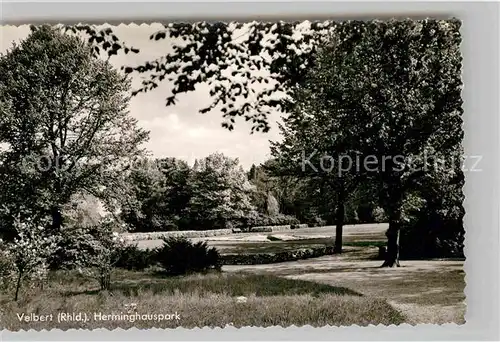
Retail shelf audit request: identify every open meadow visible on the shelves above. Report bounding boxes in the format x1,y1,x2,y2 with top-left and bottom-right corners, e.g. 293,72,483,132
1,267,407,330
131,223,465,325
1,223,464,330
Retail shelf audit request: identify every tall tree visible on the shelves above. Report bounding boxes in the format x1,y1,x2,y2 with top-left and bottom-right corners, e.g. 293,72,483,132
269,47,361,253
247,161,281,216
270,19,462,262
157,157,192,229
297,20,462,266
188,153,255,230
0,26,149,236
119,158,173,232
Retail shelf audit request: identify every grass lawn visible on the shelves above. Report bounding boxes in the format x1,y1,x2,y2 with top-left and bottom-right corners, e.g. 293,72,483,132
223,246,466,324
0,270,406,330
212,238,386,255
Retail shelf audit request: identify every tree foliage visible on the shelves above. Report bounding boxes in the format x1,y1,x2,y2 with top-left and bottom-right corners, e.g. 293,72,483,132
69,21,348,133
321,19,463,266
2,217,58,301
188,153,255,230
119,158,192,232
269,19,463,263
0,25,149,235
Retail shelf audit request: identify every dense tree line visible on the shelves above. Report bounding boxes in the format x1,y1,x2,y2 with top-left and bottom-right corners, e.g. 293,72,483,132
116,153,393,234
119,153,253,231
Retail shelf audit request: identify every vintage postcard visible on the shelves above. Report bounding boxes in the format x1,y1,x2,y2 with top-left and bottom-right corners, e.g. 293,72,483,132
0,19,465,331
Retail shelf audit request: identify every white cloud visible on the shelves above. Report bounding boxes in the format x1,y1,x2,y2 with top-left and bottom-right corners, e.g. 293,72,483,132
187,127,208,138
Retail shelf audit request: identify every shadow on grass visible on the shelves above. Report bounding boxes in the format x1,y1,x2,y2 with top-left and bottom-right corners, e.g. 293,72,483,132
106,272,363,298
62,289,102,297
343,241,386,248
272,265,391,277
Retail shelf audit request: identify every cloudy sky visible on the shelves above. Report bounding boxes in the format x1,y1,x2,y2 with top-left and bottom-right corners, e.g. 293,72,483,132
1,24,284,170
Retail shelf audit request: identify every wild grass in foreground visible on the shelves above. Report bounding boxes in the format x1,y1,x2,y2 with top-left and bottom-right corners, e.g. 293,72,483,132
0,270,406,330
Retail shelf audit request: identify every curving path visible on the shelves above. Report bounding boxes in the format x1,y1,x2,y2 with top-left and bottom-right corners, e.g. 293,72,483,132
223,247,465,324
132,222,465,324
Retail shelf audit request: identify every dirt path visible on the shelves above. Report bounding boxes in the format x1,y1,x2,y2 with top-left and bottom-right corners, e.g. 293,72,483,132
223,247,465,324
132,223,465,324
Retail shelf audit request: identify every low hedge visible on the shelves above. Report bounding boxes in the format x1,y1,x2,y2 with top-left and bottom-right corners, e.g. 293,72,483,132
115,244,335,269
122,228,233,242
250,225,291,233
122,223,311,240
243,213,300,228
291,223,309,229
221,246,335,265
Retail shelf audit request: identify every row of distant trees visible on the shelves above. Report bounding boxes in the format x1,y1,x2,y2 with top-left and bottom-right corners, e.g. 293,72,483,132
118,154,260,232
114,154,389,233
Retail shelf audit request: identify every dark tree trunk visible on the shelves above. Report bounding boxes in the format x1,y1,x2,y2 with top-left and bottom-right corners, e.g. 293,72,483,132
100,272,111,291
381,209,402,267
333,183,345,254
14,271,23,301
334,202,345,253
51,206,63,231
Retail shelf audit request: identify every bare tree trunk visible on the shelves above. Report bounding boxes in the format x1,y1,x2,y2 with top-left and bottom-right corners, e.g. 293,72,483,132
14,271,23,301
100,271,111,291
51,206,63,231
334,183,345,254
334,202,345,253
381,209,402,267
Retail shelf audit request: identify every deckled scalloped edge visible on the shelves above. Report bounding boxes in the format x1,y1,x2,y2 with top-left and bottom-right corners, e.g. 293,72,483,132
1,18,462,29
459,13,469,323
1,19,467,334
0,321,467,334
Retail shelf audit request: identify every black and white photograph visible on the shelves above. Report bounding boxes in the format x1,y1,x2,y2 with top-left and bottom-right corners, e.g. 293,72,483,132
0,19,466,330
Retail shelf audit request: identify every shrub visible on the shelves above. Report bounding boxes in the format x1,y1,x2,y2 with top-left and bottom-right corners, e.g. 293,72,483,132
0,239,14,290
372,207,387,223
50,216,127,290
307,216,327,227
291,223,309,229
156,236,221,275
266,193,280,216
243,213,299,228
4,218,58,301
250,225,291,232
266,235,282,241
400,217,464,259
115,244,158,270
399,190,464,259
49,218,125,271
84,222,128,290
48,226,97,270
